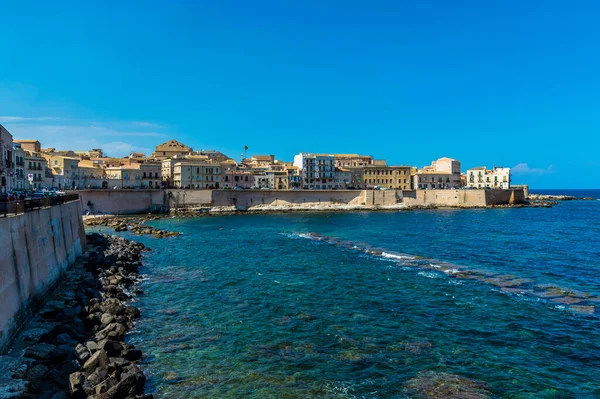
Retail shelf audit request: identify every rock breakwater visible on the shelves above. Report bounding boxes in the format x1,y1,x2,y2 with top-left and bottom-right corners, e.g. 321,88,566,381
1,233,151,399
84,216,179,238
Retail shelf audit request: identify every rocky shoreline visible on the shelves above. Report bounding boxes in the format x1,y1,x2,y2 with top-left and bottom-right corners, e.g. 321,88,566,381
528,194,595,201
84,216,180,238
0,234,151,399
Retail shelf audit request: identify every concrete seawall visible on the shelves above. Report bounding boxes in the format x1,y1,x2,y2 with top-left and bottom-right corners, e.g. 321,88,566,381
0,200,86,352
74,188,526,214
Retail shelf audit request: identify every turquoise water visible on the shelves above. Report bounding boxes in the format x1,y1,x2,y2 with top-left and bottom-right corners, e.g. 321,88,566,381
114,199,600,398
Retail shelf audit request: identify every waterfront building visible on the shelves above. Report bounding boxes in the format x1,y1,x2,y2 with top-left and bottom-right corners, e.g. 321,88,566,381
221,167,254,189
0,124,14,193
24,150,51,191
334,167,352,189
293,153,336,189
172,159,221,189
363,165,412,190
151,139,193,160
104,165,142,189
42,151,81,190
78,160,107,189
413,157,463,189
12,143,25,192
466,166,511,189
140,162,162,189
286,165,302,189
331,154,375,188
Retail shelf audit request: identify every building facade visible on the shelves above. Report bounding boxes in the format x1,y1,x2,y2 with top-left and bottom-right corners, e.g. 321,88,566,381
293,153,336,189
172,161,221,189
466,167,511,189
0,124,14,193
363,165,412,190
413,157,463,190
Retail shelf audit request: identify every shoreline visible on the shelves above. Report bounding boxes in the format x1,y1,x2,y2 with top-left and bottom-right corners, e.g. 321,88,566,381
1,233,151,399
82,201,553,222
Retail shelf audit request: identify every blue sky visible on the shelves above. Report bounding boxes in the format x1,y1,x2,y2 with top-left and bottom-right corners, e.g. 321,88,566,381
1,1,598,188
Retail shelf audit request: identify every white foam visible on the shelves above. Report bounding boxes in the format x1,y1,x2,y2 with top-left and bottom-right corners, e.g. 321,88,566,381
381,252,415,260
443,268,461,274
418,271,441,279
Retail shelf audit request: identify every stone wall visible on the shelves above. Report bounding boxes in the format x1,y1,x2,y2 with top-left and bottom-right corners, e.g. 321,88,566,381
485,188,526,205
208,189,368,208
73,188,524,213
0,200,86,352
75,189,166,215
401,189,525,207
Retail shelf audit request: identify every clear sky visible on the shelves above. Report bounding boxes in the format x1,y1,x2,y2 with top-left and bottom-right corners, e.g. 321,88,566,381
1,1,598,188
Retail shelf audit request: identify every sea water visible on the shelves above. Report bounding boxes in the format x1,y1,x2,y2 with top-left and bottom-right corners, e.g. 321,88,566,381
110,194,600,398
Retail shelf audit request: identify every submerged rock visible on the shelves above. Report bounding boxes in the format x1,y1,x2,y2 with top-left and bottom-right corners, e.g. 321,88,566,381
403,371,492,399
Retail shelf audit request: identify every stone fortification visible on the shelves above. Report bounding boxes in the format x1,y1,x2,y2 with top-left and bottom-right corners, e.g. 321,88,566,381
74,188,526,215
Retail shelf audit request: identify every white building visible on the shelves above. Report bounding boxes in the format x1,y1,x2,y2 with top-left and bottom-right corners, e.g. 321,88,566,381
466,167,511,189
293,153,336,189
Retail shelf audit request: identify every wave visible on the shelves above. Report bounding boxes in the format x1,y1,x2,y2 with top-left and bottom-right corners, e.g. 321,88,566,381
381,252,415,260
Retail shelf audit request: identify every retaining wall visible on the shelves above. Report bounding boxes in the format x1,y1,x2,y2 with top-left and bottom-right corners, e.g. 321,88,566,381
75,189,166,215
0,200,86,352
401,189,525,207
73,188,525,213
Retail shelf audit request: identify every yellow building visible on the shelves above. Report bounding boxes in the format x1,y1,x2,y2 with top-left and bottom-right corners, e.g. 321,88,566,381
42,151,80,190
363,165,412,190
173,160,221,189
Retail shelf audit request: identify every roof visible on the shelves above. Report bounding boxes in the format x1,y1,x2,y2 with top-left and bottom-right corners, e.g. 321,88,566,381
155,139,192,152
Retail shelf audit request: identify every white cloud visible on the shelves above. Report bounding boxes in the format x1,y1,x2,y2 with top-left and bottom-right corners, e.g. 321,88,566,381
512,163,554,175
130,121,163,128
0,116,63,123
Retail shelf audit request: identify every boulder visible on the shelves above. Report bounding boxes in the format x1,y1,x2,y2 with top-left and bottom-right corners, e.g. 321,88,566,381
24,343,57,360
27,364,50,379
55,333,73,345
98,339,124,357
85,340,100,353
74,343,91,364
82,349,108,373
123,348,143,361
100,313,116,326
87,368,108,386
69,372,86,398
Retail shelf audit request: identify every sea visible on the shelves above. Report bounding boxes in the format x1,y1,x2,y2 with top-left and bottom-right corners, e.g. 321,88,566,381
102,189,600,398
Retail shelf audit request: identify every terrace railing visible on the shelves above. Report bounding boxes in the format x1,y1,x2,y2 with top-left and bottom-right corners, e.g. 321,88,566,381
0,194,80,218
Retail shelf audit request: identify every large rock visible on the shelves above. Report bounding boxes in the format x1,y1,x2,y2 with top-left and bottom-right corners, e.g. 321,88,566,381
24,343,57,360
123,348,143,361
100,313,115,326
69,372,86,399
74,344,91,364
98,339,124,357
82,349,108,373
